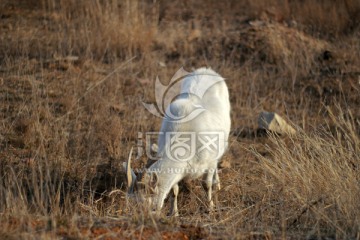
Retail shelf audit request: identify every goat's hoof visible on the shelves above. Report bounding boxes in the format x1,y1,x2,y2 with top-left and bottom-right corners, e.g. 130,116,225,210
209,201,214,210
168,211,179,217
150,210,162,218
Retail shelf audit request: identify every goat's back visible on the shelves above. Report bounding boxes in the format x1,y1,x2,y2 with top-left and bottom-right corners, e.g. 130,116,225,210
181,68,230,118
157,68,230,168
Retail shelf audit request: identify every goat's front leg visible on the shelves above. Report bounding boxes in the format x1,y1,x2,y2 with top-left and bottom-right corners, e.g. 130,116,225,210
154,184,173,216
169,183,179,216
154,190,167,216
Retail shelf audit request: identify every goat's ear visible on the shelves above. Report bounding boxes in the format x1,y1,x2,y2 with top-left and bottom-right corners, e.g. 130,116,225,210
149,172,158,190
124,147,137,194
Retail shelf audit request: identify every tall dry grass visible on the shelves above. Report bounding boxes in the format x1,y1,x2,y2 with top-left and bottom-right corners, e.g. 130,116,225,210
50,0,157,61
248,0,360,35
249,107,360,238
0,0,359,238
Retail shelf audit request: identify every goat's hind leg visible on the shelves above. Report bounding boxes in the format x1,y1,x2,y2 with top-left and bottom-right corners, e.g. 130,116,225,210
213,168,221,191
212,168,221,211
204,170,216,212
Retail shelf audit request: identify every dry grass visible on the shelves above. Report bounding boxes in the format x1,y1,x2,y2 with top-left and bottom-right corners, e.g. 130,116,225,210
250,108,360,238
0,0,359,239
248,0,360,35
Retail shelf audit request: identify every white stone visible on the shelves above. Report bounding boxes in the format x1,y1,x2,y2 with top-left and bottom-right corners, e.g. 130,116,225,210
258,111,296,135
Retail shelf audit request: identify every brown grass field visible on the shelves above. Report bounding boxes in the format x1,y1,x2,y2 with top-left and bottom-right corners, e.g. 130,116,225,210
0,0,360,239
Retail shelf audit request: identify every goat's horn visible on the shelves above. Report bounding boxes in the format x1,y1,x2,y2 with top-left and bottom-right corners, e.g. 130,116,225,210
125,147,136,193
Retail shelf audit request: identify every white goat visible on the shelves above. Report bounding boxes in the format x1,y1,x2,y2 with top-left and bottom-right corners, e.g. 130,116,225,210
126,67,231,216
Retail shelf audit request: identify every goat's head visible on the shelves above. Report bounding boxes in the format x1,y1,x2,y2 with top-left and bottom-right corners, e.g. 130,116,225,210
124,147,159,206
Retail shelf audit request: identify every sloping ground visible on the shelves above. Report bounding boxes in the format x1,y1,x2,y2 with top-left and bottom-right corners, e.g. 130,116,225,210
0,0,359,239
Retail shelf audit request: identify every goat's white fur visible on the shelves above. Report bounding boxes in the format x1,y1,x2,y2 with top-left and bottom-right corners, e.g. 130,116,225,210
127,67,231,216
